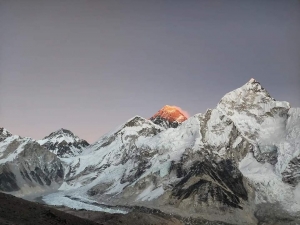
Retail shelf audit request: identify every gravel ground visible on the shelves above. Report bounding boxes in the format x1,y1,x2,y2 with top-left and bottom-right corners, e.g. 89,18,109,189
0,192,182,225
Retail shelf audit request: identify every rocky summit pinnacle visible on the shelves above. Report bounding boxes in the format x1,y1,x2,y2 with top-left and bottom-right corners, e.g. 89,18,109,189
37,128,89,158
0,128,12,141
248,77,257,83
217,78,290,117
150,105,188,128
44,128,75,138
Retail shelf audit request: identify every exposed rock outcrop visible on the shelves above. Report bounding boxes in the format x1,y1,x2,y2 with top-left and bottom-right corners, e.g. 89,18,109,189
38,128,89,157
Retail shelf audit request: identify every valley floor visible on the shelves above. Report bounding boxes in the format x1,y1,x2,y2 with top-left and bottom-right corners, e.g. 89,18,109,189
0,192,232,225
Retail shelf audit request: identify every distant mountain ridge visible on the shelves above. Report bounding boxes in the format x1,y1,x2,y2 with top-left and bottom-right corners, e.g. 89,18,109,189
1,78,300,225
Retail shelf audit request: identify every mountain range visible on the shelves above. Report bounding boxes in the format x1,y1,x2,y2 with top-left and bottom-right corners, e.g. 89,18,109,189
1,79,300,225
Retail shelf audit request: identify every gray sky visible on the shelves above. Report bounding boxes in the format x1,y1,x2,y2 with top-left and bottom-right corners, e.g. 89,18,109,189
1,0,299,143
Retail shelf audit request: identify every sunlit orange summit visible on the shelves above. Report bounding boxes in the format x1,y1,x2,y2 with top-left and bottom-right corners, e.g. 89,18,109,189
150,105,189,128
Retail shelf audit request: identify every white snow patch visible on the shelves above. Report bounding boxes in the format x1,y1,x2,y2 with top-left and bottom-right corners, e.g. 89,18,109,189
0,137,30,164
58,182,82,191
239,153,300,212
43,192,127,214
106,181,129,195
233,137,243,148
160,161,172,177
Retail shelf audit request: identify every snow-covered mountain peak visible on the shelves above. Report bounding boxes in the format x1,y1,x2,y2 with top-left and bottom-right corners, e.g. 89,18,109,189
38,128,89,158
0,128,12,140
152,105,188,122
43,128,79,141
217,78,290,117
91,115,164,149
248,77,257,83
219,78,272,105
150,105,188,128
1,79,300,224
123,115,153,128
102,116,163,137
217,79,291,167
243,78,268,93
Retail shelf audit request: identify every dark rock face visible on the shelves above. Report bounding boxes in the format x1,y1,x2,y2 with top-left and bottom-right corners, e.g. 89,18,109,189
39,128,89,157
282,155,300,186
42,140,89,157
150,116,181,128
171,160,247,210
0,164,19,192
0,140,64,193
120,151,153,184
19,142,64,184
0,128,12,141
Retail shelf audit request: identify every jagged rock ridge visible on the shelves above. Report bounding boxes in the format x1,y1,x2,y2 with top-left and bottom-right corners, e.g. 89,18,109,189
0,128,12,141
38,128,89,157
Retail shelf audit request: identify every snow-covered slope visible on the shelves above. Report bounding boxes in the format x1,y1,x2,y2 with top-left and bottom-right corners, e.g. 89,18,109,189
38,128,89,158
217,78,291,164
48,79,300,225
1,79,300,224
63,116,165,185
215,79,300,218
0,128,64,196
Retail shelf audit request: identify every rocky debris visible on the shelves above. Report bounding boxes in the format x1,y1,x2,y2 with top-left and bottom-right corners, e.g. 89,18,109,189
0,192,99,225
57,206,184,225
171,160,247,210
0,191,187,225
51,198,230,225
254,203,300,225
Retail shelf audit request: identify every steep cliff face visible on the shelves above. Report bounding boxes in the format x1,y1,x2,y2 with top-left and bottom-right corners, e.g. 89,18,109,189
0,128,12,141
217,78,291,165
38,128,89,158
0,131,64,196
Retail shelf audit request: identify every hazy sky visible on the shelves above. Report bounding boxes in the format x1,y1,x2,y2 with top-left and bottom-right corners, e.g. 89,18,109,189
1,0,299,143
